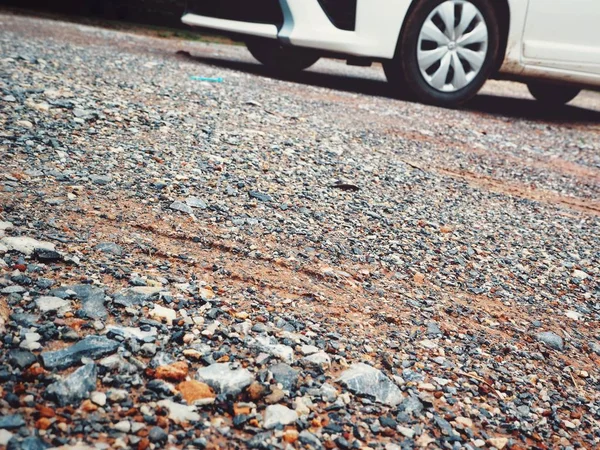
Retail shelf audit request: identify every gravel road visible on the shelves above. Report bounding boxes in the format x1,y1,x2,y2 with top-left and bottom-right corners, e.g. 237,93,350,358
1,12,599,450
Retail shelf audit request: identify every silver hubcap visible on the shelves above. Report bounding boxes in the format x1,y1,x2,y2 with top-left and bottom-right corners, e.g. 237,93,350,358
417,0,488,92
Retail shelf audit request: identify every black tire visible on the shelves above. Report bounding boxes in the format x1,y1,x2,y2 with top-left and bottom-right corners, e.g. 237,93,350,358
384,0,500,107
246,39,320,74
527,82,580,106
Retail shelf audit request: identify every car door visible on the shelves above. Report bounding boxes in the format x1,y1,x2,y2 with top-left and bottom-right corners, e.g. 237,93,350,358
522,0,600,75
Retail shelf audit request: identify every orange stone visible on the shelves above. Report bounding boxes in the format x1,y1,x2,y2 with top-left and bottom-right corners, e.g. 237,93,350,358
155,361,189,382
156,416,169,428
81,399,98,412
137,438,150,450
233,403,251,416
36,417,52,430
36,405,56,418
246,382,266,401
413,272,425,284
440,225,453,233
177,380,215,404
283,429,299,444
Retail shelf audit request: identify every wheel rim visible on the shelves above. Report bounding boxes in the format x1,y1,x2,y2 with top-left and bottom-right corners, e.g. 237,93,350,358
417,0,488,93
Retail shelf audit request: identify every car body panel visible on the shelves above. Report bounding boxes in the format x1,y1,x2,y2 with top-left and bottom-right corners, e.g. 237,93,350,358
521,0,600,76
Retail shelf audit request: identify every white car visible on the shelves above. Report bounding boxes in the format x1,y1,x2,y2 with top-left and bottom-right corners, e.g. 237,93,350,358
182,0,600,107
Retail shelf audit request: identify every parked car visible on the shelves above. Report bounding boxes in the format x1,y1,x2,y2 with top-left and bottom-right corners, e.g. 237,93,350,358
182,0,600,107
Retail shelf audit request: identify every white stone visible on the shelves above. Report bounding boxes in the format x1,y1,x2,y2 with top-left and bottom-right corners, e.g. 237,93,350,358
418,339,438,349
397,426,415,438
337,363,403,407
91,391,107,406
157,399,200,423
114,420,131,433
196,363,254,396
0,236,55,256
0,429,13,446
294,396,311,416
150,304,177,325
35,296,71,314
301,351,331,367
572,269,588,279
107,389,129,403
0,221,13,231
263,404,298,429
487,437,509,449
455,416,473,428
300,345,319,355
253,335,294,363
105,325,157,341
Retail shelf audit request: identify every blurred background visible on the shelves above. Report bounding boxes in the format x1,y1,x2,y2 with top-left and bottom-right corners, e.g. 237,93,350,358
2,0,189,29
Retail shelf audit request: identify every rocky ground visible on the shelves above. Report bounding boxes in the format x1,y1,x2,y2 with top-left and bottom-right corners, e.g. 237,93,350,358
1,11,599,450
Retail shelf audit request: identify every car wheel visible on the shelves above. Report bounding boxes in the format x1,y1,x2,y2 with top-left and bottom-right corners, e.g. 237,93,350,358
246,39,320,74
527,82,580,106
384,0,500,107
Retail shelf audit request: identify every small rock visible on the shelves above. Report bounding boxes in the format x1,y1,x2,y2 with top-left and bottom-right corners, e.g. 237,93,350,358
95,242,123,256
251,335,294,363
106,325,157,342
41,335,119,370
177,380,215,405
301,351,331,367
1,285,26,294
185,196,207,209
246,382,267,401
33,248,63,262
170,201,194,214
0,414,25,429
337,363,402,406
150,304,177,325
148,426,168,444
8,349,37,369
535,331,564,351
248,191,273,202
265,388,285,404
455,416,473,428
45,363,97,406
196,363,254,396
107,389,129,403
90,391,107,406
397,426,415,438
1,236,55,256
35,296,71,314
112,286,163,307
154,361,189,381
572,269,588,279
90,174,112,185
299,431,324,449
413,272,425,284
263,404,298,429
426,322,442,336
157,399,200,423
299,345,319,355
114,420,131,433
269,363,298,391
0,429,13,446
50,284,107,319
487,437,509,449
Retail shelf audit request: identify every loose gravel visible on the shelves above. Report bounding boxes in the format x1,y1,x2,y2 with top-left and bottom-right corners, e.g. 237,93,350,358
1,11,599,450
